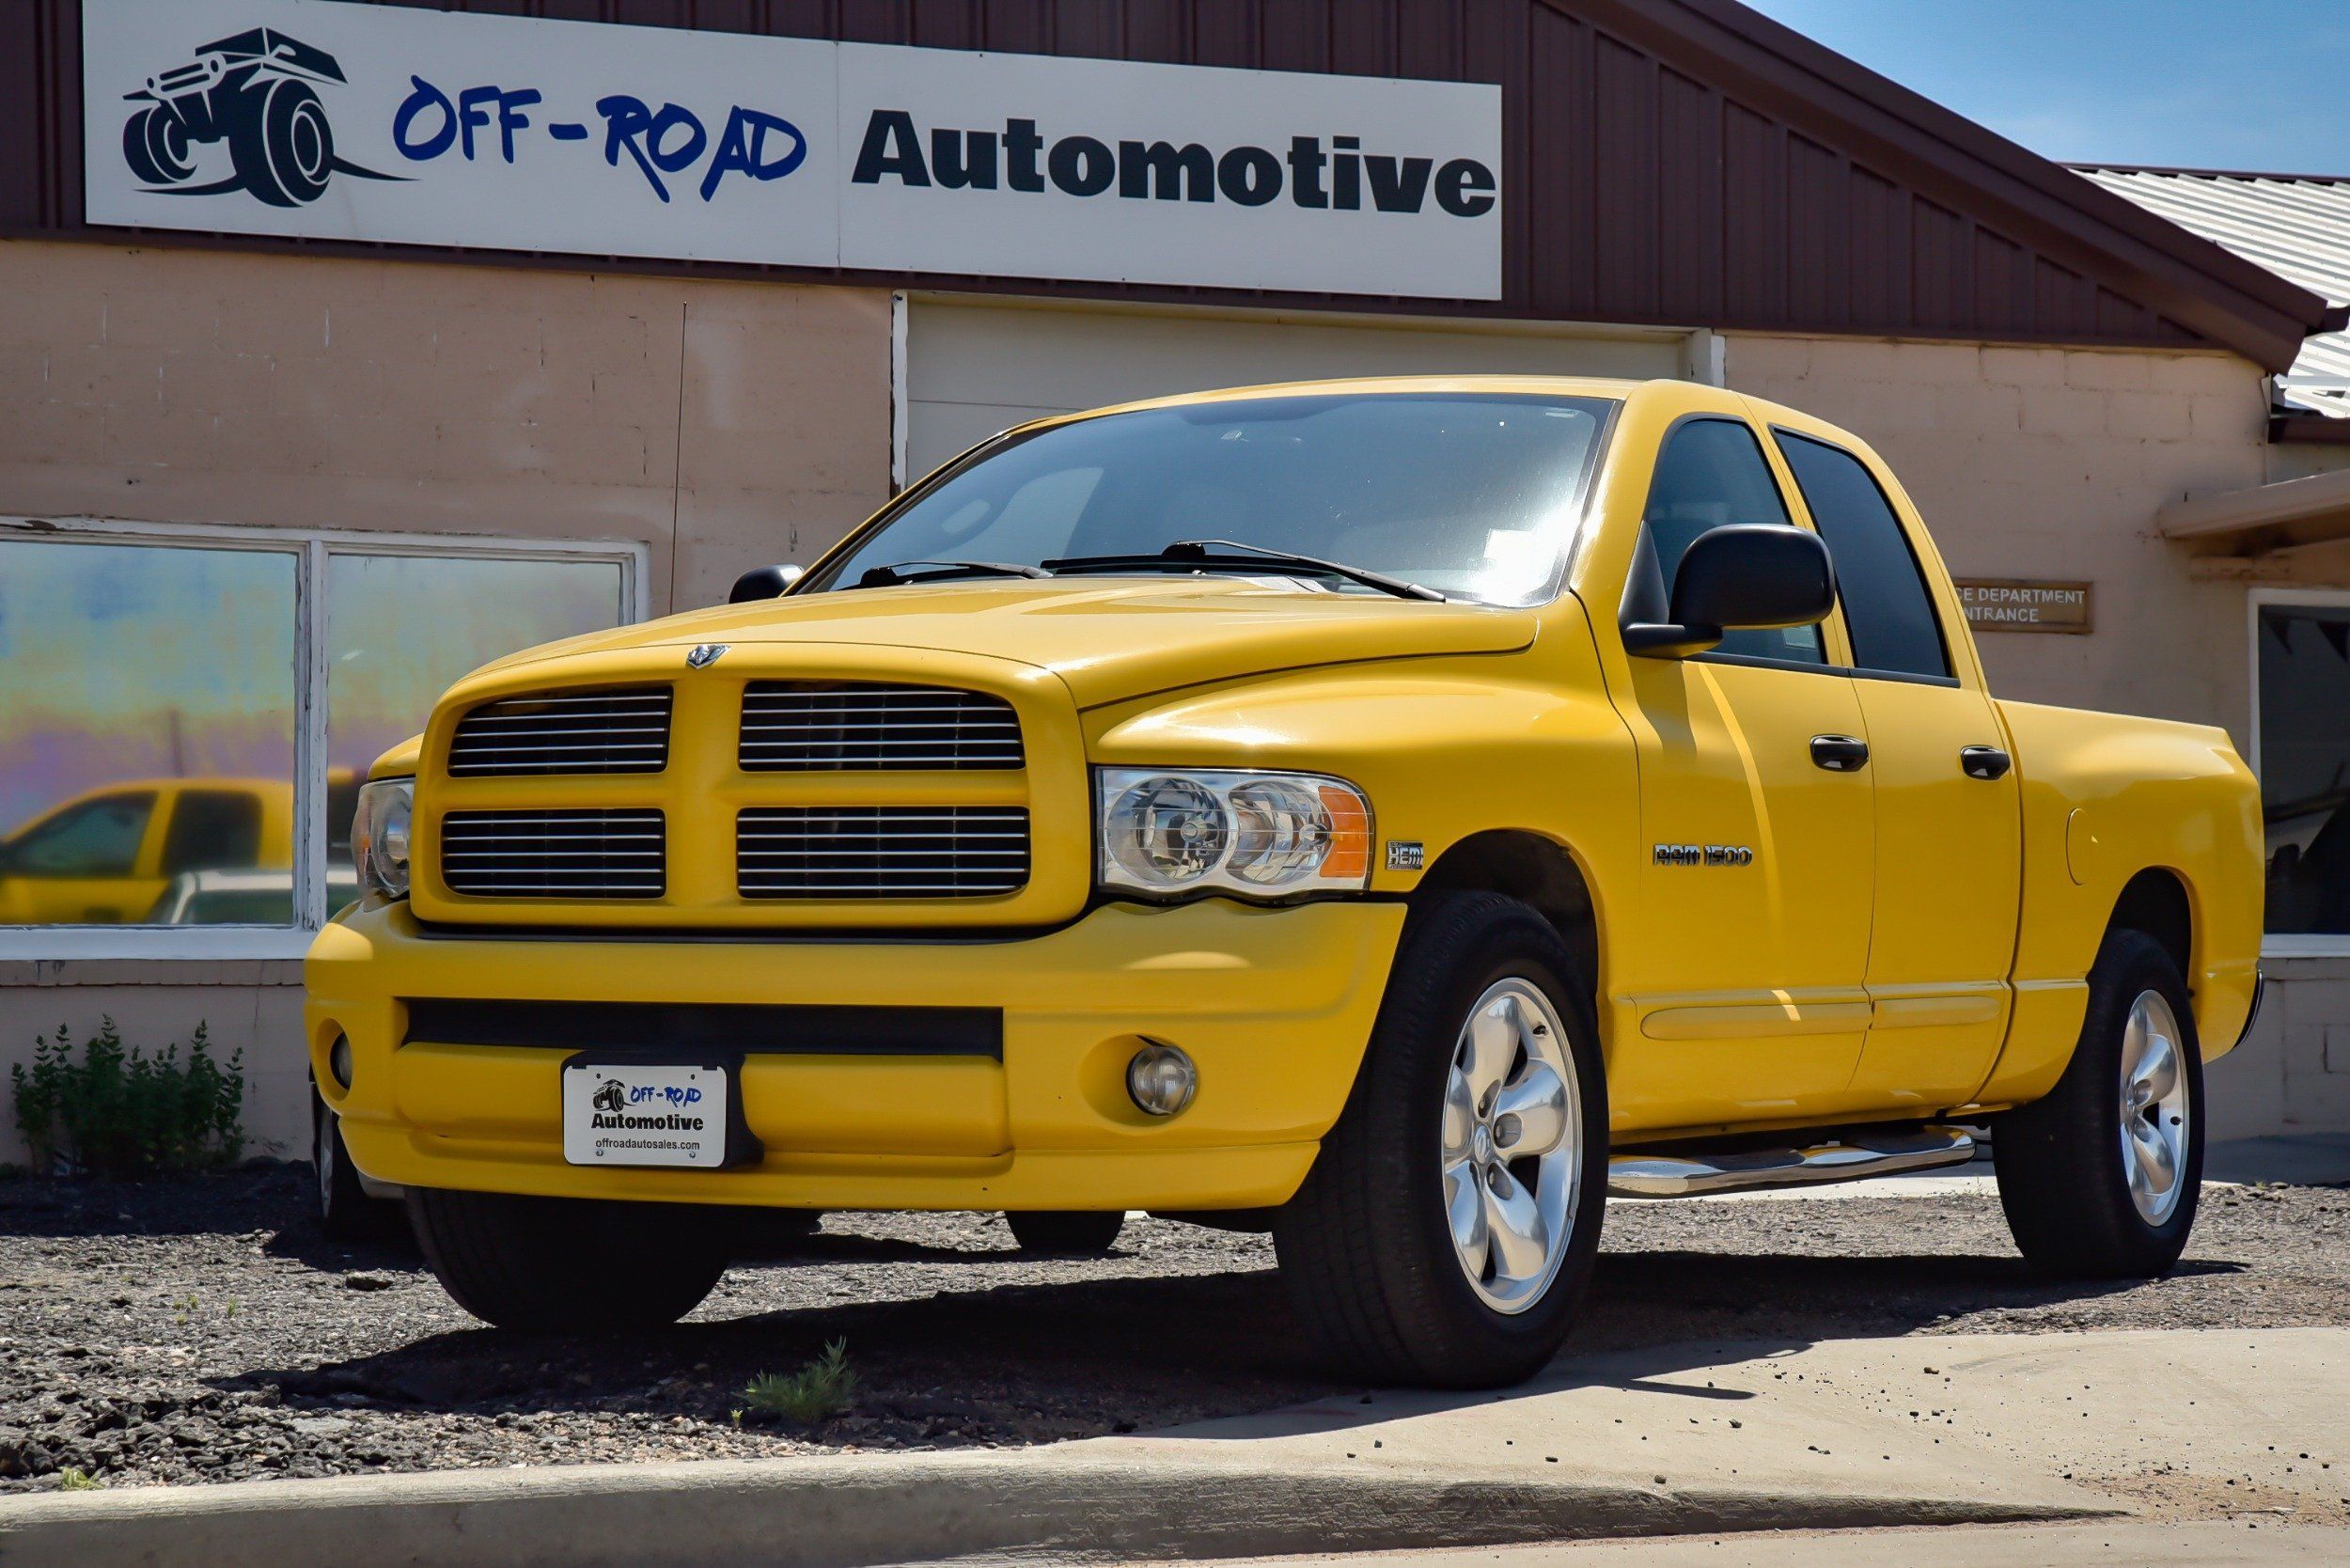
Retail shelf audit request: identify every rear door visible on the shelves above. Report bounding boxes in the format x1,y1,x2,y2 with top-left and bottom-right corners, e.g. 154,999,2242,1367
1773,429,2022,1109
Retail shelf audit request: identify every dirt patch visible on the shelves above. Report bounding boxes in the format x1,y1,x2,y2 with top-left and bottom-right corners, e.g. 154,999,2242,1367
1,1168,2343,1492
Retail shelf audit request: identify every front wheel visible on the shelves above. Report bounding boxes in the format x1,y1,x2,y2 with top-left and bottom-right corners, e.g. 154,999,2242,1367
1994,928,2204,1278
1006,1211,1125,1255
406,1187,730,1331
1275,891,1607,1388
123,106,196,185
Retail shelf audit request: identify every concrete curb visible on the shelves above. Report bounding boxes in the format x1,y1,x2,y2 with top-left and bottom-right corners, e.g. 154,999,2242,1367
0,1447,2119,1568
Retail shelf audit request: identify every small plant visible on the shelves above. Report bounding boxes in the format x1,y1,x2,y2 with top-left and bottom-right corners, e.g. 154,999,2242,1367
55,1467,102,1492
736,1340,856,1426
9,1018,245,1177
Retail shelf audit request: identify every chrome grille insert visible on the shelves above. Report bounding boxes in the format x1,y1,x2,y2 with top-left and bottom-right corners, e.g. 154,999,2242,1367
737,807,1031,899
447,687,672,776
440,809,666,899
739,682,1023,772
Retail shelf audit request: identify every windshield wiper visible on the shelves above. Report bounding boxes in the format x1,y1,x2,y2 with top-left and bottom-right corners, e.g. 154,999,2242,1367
1043,540,1445,603
855,559,1053,588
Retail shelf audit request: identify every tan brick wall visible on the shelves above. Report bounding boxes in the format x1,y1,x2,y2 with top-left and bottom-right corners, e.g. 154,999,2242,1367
0,238,896,610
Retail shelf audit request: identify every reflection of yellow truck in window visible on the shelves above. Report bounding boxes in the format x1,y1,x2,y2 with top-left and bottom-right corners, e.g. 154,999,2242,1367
0,779,292,924
308,378,2264,1387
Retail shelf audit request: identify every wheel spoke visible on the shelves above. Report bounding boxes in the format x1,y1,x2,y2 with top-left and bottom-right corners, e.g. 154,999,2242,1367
1481,1167,1550,1281
1442,1068,1478,1163
2128,1117,2177,1199
2134,1031,2179,1105
1493,1062,1569,1157
1462,996,1520,1098
1444,1156,1489,1275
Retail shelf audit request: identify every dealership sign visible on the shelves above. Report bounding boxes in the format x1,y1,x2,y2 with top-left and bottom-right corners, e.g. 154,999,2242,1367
81,0,1503,299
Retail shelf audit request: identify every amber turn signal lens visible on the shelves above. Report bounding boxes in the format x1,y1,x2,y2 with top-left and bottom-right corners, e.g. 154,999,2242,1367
1318,784,1371,881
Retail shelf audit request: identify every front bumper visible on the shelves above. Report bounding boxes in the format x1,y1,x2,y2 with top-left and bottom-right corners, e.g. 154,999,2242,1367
305,899,1406,1212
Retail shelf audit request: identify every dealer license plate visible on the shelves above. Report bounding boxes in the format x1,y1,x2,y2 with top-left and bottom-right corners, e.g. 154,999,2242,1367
562,1060,728,1168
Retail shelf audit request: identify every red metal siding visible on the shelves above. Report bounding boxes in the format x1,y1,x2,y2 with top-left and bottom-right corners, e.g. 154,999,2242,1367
1,0,2327,365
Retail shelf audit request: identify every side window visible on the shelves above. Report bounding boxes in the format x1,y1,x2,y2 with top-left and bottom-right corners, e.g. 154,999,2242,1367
1776,432,1952,680
6,792,156,877
1636,418,1825,664
160,790,266,876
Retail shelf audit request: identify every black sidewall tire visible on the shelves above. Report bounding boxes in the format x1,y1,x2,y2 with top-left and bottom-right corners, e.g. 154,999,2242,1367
406,1186,730,1331
1277,892,1608,1388
1995,929,2204,1278
312,1085,381,1240
1006,1210,1126,1255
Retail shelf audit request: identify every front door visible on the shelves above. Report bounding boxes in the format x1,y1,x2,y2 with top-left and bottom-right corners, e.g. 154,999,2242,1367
1610,416,1876,1128
1774,430,2022,1109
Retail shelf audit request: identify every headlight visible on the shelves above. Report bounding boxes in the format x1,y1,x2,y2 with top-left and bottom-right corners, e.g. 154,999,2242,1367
1096,768,1371,901
352,777,414,900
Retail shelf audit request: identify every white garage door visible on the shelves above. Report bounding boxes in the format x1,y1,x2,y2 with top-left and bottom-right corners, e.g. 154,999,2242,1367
902,301,1690,483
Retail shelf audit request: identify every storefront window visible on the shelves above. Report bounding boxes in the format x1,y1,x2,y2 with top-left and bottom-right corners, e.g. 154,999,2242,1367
2257,599,2350,938
0,525,638,942
0,540,298,927
326,554,627,883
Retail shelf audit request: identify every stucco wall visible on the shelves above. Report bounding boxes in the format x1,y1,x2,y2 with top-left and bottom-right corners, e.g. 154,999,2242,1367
0,239,895,610
0,240,896,1166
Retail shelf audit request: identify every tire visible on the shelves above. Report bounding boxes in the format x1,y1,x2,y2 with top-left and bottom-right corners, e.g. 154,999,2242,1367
406,1187,730,1331
123,106,196,186
1274,891,1607,1388
1006,1210,1126,1255
1995,928,2204,1278
227,78,333,207
311,1083,396,1241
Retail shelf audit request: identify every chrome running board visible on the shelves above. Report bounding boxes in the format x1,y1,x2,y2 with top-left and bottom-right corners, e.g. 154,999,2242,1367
1607,1126,1976,1199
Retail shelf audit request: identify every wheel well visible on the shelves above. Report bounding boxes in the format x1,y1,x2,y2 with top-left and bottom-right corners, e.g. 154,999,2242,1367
1413,830,1599,995
2109,868,2192,979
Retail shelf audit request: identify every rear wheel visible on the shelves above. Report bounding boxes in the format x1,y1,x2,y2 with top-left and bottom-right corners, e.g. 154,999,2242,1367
1006,1210,1125,1255
1275,891,1606,1388
406,1187,730,1330
1995,928,2203,1278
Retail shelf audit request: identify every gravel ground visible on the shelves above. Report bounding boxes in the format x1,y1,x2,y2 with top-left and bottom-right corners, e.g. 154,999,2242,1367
1,1168,2344,1492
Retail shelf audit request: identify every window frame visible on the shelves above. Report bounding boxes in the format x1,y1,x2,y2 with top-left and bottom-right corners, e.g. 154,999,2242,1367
2248,585,2350,960
0,516,647,960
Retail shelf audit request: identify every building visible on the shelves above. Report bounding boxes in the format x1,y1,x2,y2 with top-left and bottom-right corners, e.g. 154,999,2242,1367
3,0,2346,1162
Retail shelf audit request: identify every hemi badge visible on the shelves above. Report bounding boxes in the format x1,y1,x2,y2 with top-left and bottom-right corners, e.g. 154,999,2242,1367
1386,840,1425,871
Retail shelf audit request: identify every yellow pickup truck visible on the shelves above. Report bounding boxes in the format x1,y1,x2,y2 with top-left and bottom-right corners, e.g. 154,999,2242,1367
307,377,2262,1387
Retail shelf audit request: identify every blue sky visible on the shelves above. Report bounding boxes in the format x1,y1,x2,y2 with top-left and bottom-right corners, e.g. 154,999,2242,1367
1741,0,2350,173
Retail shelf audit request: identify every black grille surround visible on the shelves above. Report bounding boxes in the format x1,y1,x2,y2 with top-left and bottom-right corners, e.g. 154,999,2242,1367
738,682,1023,772
737,806,1030,900
440,809,666,899
446,686,673,776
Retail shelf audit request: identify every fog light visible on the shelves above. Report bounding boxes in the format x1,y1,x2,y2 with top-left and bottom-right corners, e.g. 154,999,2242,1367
1126,1043,1196,1117
328,1035,353,1092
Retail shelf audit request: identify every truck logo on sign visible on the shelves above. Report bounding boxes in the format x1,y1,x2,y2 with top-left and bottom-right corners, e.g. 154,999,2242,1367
120,28,400,206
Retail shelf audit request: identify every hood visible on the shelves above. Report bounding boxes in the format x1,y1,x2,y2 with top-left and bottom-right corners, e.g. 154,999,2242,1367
479,577,1539,707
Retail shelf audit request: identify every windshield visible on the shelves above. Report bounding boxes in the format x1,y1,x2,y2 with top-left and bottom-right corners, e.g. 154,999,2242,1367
808,392,1617,606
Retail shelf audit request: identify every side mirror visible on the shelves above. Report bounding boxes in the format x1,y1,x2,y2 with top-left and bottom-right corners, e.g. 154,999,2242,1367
728,563,806,604
1623,525,1835,658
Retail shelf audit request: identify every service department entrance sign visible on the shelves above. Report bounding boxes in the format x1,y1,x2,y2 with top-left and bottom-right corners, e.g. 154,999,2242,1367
81,0,1504,301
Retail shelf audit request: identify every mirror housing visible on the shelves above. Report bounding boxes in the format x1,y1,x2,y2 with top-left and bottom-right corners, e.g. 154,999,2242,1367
1622,525,1835,658
728,563,806,604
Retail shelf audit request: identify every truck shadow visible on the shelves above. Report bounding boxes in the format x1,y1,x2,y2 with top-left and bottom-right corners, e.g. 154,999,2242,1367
211,1236,2240,1446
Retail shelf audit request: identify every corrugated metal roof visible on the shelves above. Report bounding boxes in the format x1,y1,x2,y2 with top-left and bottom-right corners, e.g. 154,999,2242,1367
2078,166,2350,416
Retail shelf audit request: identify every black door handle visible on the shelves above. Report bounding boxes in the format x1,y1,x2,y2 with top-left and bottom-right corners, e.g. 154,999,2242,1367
1810,734,1870,772
1961,745,2013,780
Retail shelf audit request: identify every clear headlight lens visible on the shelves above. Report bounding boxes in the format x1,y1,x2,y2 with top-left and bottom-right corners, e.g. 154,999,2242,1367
1096,768,1371,901
352,777,414,901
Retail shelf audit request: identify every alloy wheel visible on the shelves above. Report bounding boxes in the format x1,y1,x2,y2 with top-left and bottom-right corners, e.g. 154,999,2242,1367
1441,978,1583,1313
